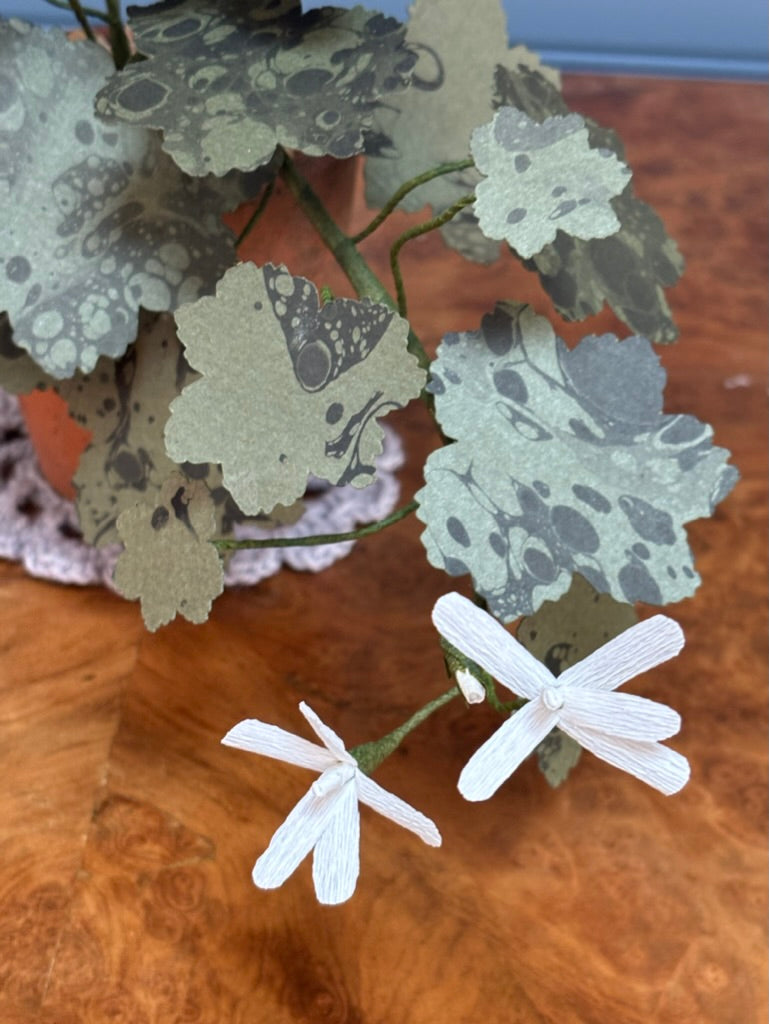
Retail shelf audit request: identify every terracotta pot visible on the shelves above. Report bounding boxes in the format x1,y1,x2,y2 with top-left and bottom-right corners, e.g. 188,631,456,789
18,154,361,503
18,389,91,501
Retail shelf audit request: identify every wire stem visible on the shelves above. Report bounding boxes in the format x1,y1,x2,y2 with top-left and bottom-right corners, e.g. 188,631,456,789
350,686,460,774
390,194,476,317
56,0,98,39
235,177,277,248
212,499,418,552
350,157,475,244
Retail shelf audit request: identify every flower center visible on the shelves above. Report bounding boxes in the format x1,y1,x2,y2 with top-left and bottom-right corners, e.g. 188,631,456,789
311,762,356,798
542,685,565,711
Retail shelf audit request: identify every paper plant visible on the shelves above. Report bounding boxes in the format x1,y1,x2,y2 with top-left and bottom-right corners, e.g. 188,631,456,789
0,0,737,906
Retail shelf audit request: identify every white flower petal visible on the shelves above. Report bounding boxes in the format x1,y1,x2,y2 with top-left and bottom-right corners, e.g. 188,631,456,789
560,689,682,741
356,774,442,847
432,592,552,700
252,779,342,890
312,778,360,905
458,699,559,801
560,719,690,795
560,615,685,693
299,701,354,763
222,718,335,773
456,668,486,704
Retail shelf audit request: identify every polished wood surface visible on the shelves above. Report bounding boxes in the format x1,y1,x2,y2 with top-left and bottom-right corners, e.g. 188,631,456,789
1,76,766,1023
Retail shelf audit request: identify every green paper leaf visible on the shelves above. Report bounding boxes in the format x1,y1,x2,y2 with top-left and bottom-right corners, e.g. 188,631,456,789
59,311,254,546
415,303,738,621
364,0,560,263
113,472,224,631
471,108,631,261
492,65,685,343
164,262,425,514
0,20,255,379
95,0,416,177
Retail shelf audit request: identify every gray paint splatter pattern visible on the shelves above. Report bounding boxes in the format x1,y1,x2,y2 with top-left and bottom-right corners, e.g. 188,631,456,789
0,20,257,379
95,0,416,176
415,303,738,621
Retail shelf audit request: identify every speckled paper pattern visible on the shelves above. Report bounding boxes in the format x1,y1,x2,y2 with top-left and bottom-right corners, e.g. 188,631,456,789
0,20,255,379
113,471,224,631
95,0,416,176
471,108,631,260
416,303,738,621
492,64,684,343
165,262,425,514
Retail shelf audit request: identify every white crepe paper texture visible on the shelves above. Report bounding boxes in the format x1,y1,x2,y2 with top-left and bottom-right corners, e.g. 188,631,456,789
222,702,441,905
433,592,690,797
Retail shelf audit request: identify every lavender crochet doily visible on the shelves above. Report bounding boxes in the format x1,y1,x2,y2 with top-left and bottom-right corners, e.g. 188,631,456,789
0,389,404,589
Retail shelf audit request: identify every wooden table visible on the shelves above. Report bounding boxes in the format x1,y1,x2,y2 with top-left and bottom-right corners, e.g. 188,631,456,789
1,75,766,1023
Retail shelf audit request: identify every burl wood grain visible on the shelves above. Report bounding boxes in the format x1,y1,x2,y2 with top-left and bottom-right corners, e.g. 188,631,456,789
0,77,766,1023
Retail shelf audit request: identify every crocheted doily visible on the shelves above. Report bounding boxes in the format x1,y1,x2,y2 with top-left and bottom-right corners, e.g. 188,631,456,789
0,389,404,589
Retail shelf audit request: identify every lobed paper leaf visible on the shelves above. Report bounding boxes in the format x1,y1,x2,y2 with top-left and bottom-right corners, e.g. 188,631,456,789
165,262,425,514
113,472,224,631
60,311,260,546
416,303,738,621
0,20,256,379
364,0,560,263
471,108,631,260
493,65,685,343
517,574,638,786
95,0,416,177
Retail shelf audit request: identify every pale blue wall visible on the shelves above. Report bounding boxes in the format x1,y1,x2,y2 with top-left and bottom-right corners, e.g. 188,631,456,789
3,0,767,79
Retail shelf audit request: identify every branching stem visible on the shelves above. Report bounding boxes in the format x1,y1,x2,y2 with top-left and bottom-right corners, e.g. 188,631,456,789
390,194,476,317
350,157,475,244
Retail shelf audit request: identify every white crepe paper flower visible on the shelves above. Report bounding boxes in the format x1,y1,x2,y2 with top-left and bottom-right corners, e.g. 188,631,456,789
432,592,690,798
222,702,441,905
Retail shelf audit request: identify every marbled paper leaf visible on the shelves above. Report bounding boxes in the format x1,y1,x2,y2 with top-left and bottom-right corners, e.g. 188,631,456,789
164,262,424,514
492,65,685,343
57,310,251,546
364,0,560,263
471,108,632,261
0,20,258,379
95,0,416,177
114,472,224,630
517,574,638,786
415,303,738,621
0,313,51,394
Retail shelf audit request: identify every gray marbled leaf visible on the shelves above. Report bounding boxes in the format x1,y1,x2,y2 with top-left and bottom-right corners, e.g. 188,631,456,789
534,730,582,788
0,20,259,379
492,65,685,343
471,108,632,260
415,303,738,621
95,0,416,176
